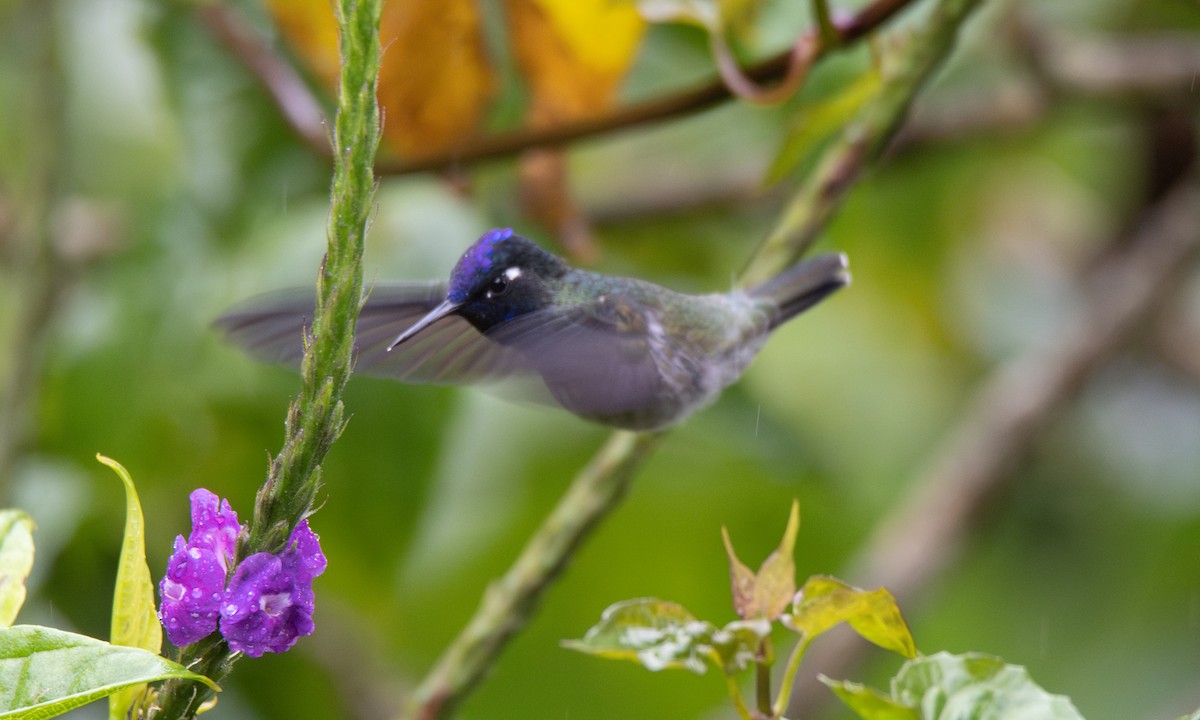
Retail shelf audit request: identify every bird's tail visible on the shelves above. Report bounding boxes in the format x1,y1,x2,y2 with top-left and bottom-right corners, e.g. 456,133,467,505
747,253,850,329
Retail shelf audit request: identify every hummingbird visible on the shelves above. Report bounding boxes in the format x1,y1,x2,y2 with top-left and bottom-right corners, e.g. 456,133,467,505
217,228,849,430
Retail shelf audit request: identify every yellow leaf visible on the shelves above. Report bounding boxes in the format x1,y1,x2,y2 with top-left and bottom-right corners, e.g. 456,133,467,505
506,0,646,122
0,509,34,627
264,0,341,88
789,575,916,659
377,0,495,159
721,525,758,619
717,0,765,40
98,454,163,720
506,0,642,251
766,66,883,184
821,676,922,720
265,0,495,160
752,498,798,620
722,500,800,620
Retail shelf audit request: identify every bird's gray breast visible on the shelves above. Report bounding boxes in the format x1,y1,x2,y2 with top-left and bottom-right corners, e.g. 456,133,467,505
493,290,771,430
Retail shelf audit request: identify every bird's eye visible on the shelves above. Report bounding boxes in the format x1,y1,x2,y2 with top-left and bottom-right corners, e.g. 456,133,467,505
487,275,509,297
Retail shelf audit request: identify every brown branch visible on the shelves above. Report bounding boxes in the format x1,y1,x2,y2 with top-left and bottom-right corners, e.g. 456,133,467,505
197,4,329,155
0,2,71,501
401,431,666,720
306,600,406,720
710,27,816,105
598,27,1200,221
741,0,987,286
1155,300,1200,381
893,21,1200,154
1027,28,1200,98
199,0,922,175
378,0,921,175
786,175,1200,715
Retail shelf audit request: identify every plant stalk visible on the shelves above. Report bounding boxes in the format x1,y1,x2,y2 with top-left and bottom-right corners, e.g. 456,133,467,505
149,0,381,716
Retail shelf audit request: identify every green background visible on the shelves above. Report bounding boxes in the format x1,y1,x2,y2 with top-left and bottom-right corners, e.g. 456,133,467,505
2,0,1198,718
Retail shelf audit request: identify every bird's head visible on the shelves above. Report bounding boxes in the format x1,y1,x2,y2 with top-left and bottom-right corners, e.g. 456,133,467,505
388,229,566,349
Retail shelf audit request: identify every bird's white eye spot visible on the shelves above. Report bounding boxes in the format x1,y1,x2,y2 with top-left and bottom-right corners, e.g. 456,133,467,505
485,266,521,298
487,273,510,298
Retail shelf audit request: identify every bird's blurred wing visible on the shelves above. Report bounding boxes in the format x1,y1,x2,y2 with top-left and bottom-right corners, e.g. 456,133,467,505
215,287,320,367
215,282,534,384
485,294,678,421
355,285,536,383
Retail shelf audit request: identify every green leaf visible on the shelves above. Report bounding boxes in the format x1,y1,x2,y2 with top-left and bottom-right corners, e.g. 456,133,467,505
891,652,1084,720
0,625,218,718
765,66,883,184
820,676,921,720
709,618,771,675
752,499,799,619
722,499,799,620
785,575,915,658
563,598,715,674
720,527,758,619
0,510,34,628
564,598,768,676
96,454,162,720
824,653,1084,720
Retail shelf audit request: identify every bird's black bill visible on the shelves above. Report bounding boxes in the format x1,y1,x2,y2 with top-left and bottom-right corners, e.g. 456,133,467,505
387,299,461,351
214,282,532,385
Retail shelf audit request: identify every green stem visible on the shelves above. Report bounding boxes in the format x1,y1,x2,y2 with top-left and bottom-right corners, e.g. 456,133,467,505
811,0,839,47
742,0,987,287
242,0,381,557
756,654,773,716
725,672,756,720
772,636,811,717
402,431,665,720
149,0,381,717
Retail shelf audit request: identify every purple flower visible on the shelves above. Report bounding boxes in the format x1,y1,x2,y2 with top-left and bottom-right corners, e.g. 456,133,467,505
187,488,241,562
159,489,241,647
219,520,326,657
158,491,326,656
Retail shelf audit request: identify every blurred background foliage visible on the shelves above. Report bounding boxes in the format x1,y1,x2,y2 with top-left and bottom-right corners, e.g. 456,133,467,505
1,0,1199,719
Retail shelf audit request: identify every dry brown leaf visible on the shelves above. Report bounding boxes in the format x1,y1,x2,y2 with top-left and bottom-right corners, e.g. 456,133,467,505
378,0,495,159
264,0,341,88
506,0,646,124
505,0,645,257
265,0,495,161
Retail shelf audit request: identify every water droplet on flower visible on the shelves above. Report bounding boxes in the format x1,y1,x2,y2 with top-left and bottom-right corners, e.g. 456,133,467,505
189,548,202,560
191,587,202,599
